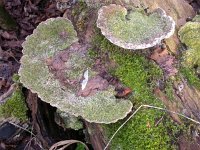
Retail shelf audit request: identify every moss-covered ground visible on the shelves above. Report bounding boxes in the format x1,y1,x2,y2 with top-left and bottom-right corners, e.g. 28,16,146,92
89,31,185,149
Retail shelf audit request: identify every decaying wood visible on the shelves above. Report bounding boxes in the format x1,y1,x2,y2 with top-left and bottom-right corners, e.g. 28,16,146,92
26,91,50,149
154,88,182,124
84,121,107,150
173,78,200,121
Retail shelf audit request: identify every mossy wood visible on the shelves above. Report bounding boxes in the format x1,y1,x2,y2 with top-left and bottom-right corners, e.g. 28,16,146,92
81,1,200,149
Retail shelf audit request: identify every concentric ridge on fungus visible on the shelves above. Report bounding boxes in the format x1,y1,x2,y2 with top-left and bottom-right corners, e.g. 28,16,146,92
97,4,175,50
18,17,133,124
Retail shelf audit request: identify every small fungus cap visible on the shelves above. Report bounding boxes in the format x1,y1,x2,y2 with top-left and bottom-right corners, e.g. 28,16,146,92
97,4,175,50
19,17,132,124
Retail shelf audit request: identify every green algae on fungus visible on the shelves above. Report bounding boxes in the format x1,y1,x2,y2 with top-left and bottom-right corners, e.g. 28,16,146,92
178,21,200,67
0,87,28,121
97,4,175,50
19,17,133,124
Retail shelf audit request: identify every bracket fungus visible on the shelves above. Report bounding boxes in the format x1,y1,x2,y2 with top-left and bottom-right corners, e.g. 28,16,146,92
178,19,200,67
97,4,175,50
19,17,132,124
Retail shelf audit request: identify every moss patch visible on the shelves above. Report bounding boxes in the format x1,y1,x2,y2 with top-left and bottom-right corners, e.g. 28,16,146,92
164,79,175,101
178,22,200,67
91,32,183,149
178,19,200,89
0,86,28,121
180,67,200,89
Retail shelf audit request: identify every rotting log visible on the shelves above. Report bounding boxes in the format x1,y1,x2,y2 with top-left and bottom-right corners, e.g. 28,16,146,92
83,0,200,149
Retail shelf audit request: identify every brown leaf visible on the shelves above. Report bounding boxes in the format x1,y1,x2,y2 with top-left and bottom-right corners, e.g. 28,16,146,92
115,87,132,98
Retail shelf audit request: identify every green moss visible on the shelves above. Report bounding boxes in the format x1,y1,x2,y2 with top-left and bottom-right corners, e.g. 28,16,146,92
103,111,183,150
93,32,163,105
75,143,85,150
178,20,200,89
178,22,200,67
0,86,28,121
91,32,183,149
12,73,20,83
180,67,200,89
165,79,175,101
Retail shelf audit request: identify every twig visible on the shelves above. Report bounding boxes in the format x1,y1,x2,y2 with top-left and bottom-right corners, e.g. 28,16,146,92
104,104,200,150
9,122,36,137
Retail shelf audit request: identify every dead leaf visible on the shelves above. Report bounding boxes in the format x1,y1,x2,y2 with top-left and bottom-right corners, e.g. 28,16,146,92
115,87,132,98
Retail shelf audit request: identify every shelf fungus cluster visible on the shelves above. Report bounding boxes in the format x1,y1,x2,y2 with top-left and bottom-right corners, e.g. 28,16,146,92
178,16,200,67
97,4,175,50
18,17,132,124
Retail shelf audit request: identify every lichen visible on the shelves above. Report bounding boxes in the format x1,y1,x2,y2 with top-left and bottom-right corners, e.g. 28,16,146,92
0,86,28,121
19,17,133,124
178,21,200,67
91,33,183,149
178,19,200,88
97,4,175,49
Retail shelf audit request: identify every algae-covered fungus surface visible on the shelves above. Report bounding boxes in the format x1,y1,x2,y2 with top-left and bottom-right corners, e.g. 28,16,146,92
18,17,133,124
97,4,175,50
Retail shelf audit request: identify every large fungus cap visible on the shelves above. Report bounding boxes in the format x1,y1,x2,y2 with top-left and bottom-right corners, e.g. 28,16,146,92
19,17,132,124
178,21,200,67
97,4,175,50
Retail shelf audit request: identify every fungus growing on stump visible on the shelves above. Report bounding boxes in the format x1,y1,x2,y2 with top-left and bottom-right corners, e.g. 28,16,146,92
97,4,175,50
19,17,132,124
